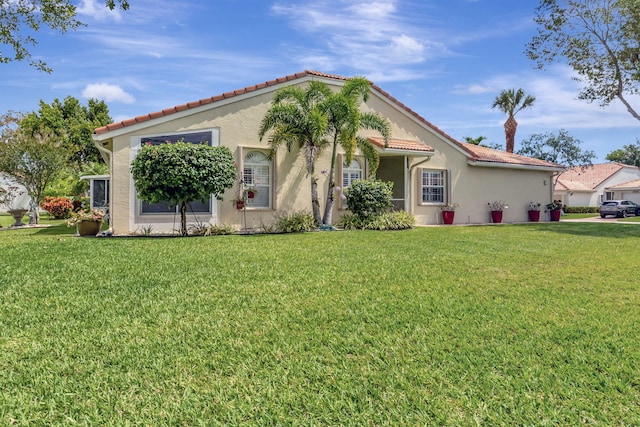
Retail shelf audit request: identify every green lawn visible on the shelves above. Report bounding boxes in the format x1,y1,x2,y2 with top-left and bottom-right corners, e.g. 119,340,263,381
1,223,639,425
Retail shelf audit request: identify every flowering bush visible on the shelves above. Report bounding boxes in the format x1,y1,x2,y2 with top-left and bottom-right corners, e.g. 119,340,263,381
528,201,542,211
67,209,106,226
40,196,74,219
441,202,460,211
488,200,509,211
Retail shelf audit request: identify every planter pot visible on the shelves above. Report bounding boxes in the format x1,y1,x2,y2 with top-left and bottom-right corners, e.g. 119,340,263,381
236,200,245,210
491,210,503,224
77,220,102,236
246,190,256,199
442,210,455,225
7,209,28,227
528,210,540,222
549,210,561,222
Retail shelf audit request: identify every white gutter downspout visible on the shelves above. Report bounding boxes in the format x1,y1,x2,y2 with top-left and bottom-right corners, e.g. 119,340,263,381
407,156,432,214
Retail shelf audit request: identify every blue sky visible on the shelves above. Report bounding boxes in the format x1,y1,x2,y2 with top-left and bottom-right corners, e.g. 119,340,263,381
2,0,639,162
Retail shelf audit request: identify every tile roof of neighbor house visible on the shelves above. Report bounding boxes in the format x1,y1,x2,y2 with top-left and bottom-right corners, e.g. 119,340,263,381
93,70,563,169
556,162,629,191
606,178,640,190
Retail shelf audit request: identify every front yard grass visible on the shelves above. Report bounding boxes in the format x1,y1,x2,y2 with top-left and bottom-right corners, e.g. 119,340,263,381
1,223,639,425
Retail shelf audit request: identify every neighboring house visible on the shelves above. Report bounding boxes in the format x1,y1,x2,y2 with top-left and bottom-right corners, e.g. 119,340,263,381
0,173,30,213
555,162,640,206
92,70,565,235
605,179,640,203
80,175,110,210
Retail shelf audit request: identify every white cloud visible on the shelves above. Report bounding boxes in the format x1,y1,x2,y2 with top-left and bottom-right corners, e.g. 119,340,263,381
82,83,135,103
76,0,123,21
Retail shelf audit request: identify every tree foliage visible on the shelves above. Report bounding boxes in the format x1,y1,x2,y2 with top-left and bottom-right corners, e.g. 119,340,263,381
1,0,130,72
0,125,70,223
19,96,112,168
492,88,536,153
527,0,640,121
258,81,332,225
258,78,391,226
605,140,640,166
130,142,237,236
321,76,391,225
517,129,596,168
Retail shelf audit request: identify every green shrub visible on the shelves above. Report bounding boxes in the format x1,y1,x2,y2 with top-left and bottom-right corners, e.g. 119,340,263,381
336,213,365,230
275,211,316,233
337,211,415,230
564,206,599,214
344,179,393,220
40,196,74,219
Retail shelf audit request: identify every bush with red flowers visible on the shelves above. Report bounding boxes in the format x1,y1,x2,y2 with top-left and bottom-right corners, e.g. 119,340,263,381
40,196,74,219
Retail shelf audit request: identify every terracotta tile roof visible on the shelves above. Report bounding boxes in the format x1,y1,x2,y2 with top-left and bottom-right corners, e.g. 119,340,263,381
368,137,434,153
93,69,563,170
557,162,628,190
460,143,564,169
606,178,640,190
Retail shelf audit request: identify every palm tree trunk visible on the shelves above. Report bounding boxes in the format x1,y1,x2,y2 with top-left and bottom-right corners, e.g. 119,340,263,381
504,116,518,153
322,141,339,225
311,175,321,225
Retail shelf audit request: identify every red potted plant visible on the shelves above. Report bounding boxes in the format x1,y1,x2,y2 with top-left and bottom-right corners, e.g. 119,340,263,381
546,200,563,221
488,200,508,223
527,201,541,222
440,202,460,225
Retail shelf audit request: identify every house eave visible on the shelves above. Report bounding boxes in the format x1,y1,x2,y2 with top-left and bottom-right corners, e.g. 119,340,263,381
467,160,567,173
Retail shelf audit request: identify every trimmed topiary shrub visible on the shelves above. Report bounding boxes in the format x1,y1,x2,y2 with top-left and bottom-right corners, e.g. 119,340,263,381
343,179,393,220
40,196,74,219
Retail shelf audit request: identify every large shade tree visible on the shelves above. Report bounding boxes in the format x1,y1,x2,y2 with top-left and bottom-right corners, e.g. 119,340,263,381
492,88,536,153
0,121,70,224
527,0,640,121
130,142,236,236
321,77,391,225
20,96,112,168
606,140,640,166
517,129,595,173
1,0,130,72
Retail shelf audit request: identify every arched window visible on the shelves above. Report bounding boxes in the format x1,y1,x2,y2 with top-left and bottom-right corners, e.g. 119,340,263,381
342,159,362,188
243,151,271,208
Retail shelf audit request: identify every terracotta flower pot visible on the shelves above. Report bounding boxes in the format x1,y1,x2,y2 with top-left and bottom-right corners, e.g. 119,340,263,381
491,210,503,223
77,220,102,236
442,210,455,225
528,210,540,222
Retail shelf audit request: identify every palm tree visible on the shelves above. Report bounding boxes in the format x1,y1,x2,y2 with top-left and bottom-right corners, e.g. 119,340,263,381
321,77,390,225
492,89,535,153
258,81,332,224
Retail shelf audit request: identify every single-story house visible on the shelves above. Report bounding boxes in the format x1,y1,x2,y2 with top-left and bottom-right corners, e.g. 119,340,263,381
92,70,565,235
605,179,640,203
0,173,30,212
555,162,640,206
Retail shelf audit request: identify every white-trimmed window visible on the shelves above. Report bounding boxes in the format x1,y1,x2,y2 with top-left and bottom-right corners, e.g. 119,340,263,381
421,169,446,204
137,130,214,215
342,159,362,188
243,151,271,208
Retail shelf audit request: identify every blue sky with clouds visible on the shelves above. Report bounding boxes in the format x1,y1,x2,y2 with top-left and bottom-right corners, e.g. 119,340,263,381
2,0,639,162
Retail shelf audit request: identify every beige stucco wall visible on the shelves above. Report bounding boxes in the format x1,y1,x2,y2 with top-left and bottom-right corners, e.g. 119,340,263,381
99,79,557,234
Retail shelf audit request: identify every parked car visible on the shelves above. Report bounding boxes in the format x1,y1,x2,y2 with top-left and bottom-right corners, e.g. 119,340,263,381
599,200,640,218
